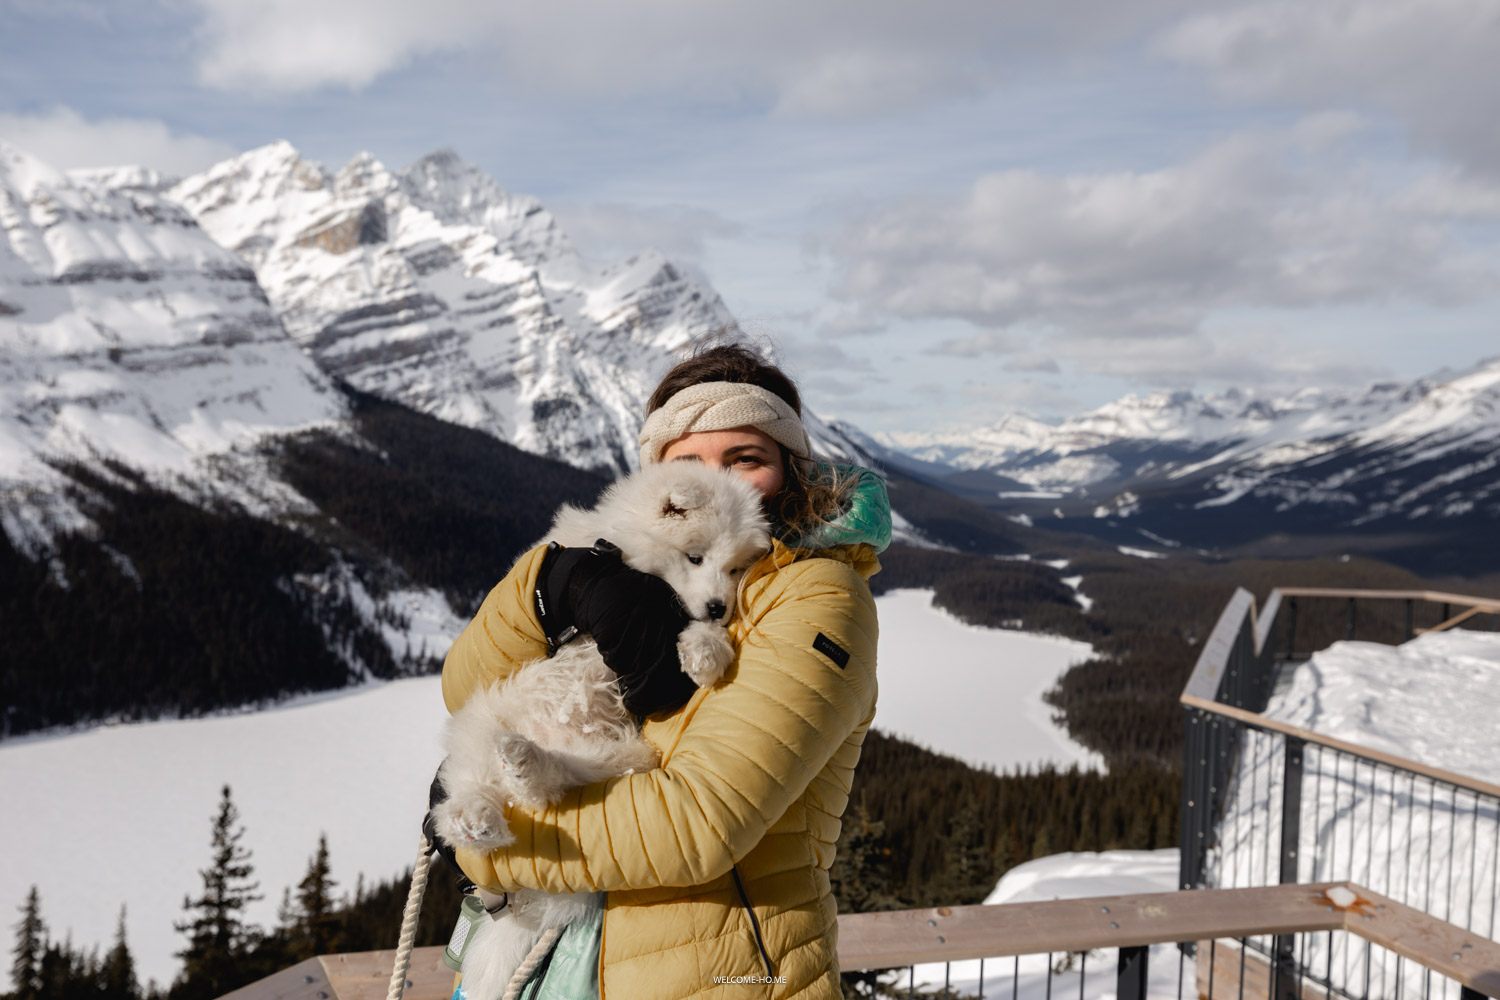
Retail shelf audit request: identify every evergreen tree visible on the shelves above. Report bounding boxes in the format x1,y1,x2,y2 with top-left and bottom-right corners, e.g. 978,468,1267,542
290,834,338,960
171,786,263,1000
8,887,44,1000
929,799,996,906
100,907,139,1000
830,805,902,916
274,888,294,930
37,938,96,1000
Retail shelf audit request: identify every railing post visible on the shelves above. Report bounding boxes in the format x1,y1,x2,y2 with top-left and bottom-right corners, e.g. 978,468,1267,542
1117,946,1149,1000
1278,737,1305,885
1346,597,1356,640
1180,710,1205,890
1405,599,1415,642
1272,736,1305,1000
1285,597,1298,660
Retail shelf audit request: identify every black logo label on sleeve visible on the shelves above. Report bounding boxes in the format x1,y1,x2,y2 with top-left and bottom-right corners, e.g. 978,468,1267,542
813,632,850,669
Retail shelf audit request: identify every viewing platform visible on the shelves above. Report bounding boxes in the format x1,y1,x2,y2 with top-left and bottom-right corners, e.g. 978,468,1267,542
225,587,1500,1000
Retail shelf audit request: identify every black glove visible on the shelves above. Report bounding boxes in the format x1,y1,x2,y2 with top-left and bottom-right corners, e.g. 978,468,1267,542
536,541,701,717
422,765,476,893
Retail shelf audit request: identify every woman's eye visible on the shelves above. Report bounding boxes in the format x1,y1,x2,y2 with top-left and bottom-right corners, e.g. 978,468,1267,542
687,554,703,565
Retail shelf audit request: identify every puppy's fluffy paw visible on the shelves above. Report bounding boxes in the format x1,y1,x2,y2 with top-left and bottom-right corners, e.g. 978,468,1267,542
677,621,734,687
496,732,539,774
496,733,553,807
431,798,514,852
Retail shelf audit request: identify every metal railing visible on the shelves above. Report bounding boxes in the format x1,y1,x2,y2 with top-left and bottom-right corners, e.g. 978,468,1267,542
222,882,1500,1000
1179,587,1500,1000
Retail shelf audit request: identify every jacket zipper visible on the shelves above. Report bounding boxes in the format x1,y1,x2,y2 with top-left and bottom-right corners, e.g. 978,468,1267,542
731,866,775,979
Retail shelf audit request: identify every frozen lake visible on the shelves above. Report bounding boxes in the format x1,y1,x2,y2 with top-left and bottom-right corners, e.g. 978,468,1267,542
870,588,1099,773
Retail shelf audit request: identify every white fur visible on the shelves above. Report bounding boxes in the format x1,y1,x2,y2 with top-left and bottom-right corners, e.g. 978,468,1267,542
432,463,770,998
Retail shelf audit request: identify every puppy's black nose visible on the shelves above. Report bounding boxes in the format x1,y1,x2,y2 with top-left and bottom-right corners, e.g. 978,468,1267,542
706,600,726,620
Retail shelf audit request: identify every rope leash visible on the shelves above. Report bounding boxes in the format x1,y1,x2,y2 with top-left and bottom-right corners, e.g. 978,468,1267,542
500,926,563,1000
387,836,433,1000
387,833,562,1000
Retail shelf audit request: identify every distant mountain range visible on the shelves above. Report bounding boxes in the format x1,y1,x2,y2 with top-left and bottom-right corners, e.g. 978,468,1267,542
872,361,1500,573
2,134,1495,732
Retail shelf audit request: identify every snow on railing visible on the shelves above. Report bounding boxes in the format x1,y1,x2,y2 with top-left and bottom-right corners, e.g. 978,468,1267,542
1180,587,1500,1000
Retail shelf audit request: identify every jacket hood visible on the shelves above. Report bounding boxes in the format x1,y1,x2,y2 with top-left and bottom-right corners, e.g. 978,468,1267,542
777,464,892,557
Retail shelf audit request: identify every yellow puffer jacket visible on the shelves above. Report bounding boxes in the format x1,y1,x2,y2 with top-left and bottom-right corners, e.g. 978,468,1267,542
441,532,881,1000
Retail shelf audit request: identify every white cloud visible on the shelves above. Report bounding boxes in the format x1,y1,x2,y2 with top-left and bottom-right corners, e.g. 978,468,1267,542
957,378,1085,419
550,202,743,264
1159,0,1500,173
928,330,1025,358
3,0,110,24
1003,354,1061,374
816,309,887,338
1050,329,1389,388
0,107,237,176
182,0,1197,113
819,120,1500,383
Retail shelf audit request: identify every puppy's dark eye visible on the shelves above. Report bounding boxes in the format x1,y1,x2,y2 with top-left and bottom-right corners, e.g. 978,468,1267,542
687,554,703,565
729,568,742,576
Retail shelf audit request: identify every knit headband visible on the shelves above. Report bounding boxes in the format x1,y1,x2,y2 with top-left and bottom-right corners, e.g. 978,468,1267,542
638,381,812,466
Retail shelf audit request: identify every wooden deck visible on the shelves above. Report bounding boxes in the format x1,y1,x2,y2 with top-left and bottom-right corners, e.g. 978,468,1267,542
220,882,1500,1000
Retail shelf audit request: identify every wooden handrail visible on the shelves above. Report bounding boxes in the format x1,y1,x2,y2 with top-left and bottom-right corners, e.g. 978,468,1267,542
1180,693,1500,800
1417,604,1489,634
218,883,1500,1000
1275,587,1500,610
835,882,1344,968
1182,587,1256,702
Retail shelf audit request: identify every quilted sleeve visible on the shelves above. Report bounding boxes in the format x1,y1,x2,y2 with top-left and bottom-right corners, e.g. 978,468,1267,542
453,555,879,893
440,543,554,713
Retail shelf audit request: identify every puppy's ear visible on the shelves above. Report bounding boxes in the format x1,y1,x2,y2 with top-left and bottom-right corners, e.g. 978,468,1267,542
661,481,711,518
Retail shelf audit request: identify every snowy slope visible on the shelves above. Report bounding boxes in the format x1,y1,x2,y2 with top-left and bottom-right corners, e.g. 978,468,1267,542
0,589,1099,987
170,143,734,475
0,141,347,553
0,142,512,711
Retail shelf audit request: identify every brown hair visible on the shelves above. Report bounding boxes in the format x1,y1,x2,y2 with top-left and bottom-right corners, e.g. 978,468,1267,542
647,342,851,541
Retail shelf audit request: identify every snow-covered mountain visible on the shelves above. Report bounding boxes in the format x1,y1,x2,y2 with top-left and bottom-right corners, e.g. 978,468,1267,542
169,142,734,475
0,141,347,554
877,360,1500,569
883,366,1496,487
1,138,955,740
0,138,743,735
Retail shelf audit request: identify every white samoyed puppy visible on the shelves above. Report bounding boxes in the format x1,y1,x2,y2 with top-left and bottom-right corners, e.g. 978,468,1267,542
431,461,772,999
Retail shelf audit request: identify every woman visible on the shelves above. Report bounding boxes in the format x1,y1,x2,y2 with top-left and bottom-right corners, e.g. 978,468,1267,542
440,343,889,999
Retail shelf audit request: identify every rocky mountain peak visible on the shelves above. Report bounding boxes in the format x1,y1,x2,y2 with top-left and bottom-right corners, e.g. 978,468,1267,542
162,143,735,475
397,148,572,265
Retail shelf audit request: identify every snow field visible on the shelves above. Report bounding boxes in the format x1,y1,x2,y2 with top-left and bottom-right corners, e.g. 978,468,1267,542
0,588,1099,986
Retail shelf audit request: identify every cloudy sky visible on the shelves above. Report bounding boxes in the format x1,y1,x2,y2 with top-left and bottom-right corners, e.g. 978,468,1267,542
4,0,1499,432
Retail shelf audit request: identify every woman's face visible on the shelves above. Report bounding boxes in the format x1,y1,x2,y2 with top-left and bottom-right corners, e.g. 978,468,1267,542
659,426,786,500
